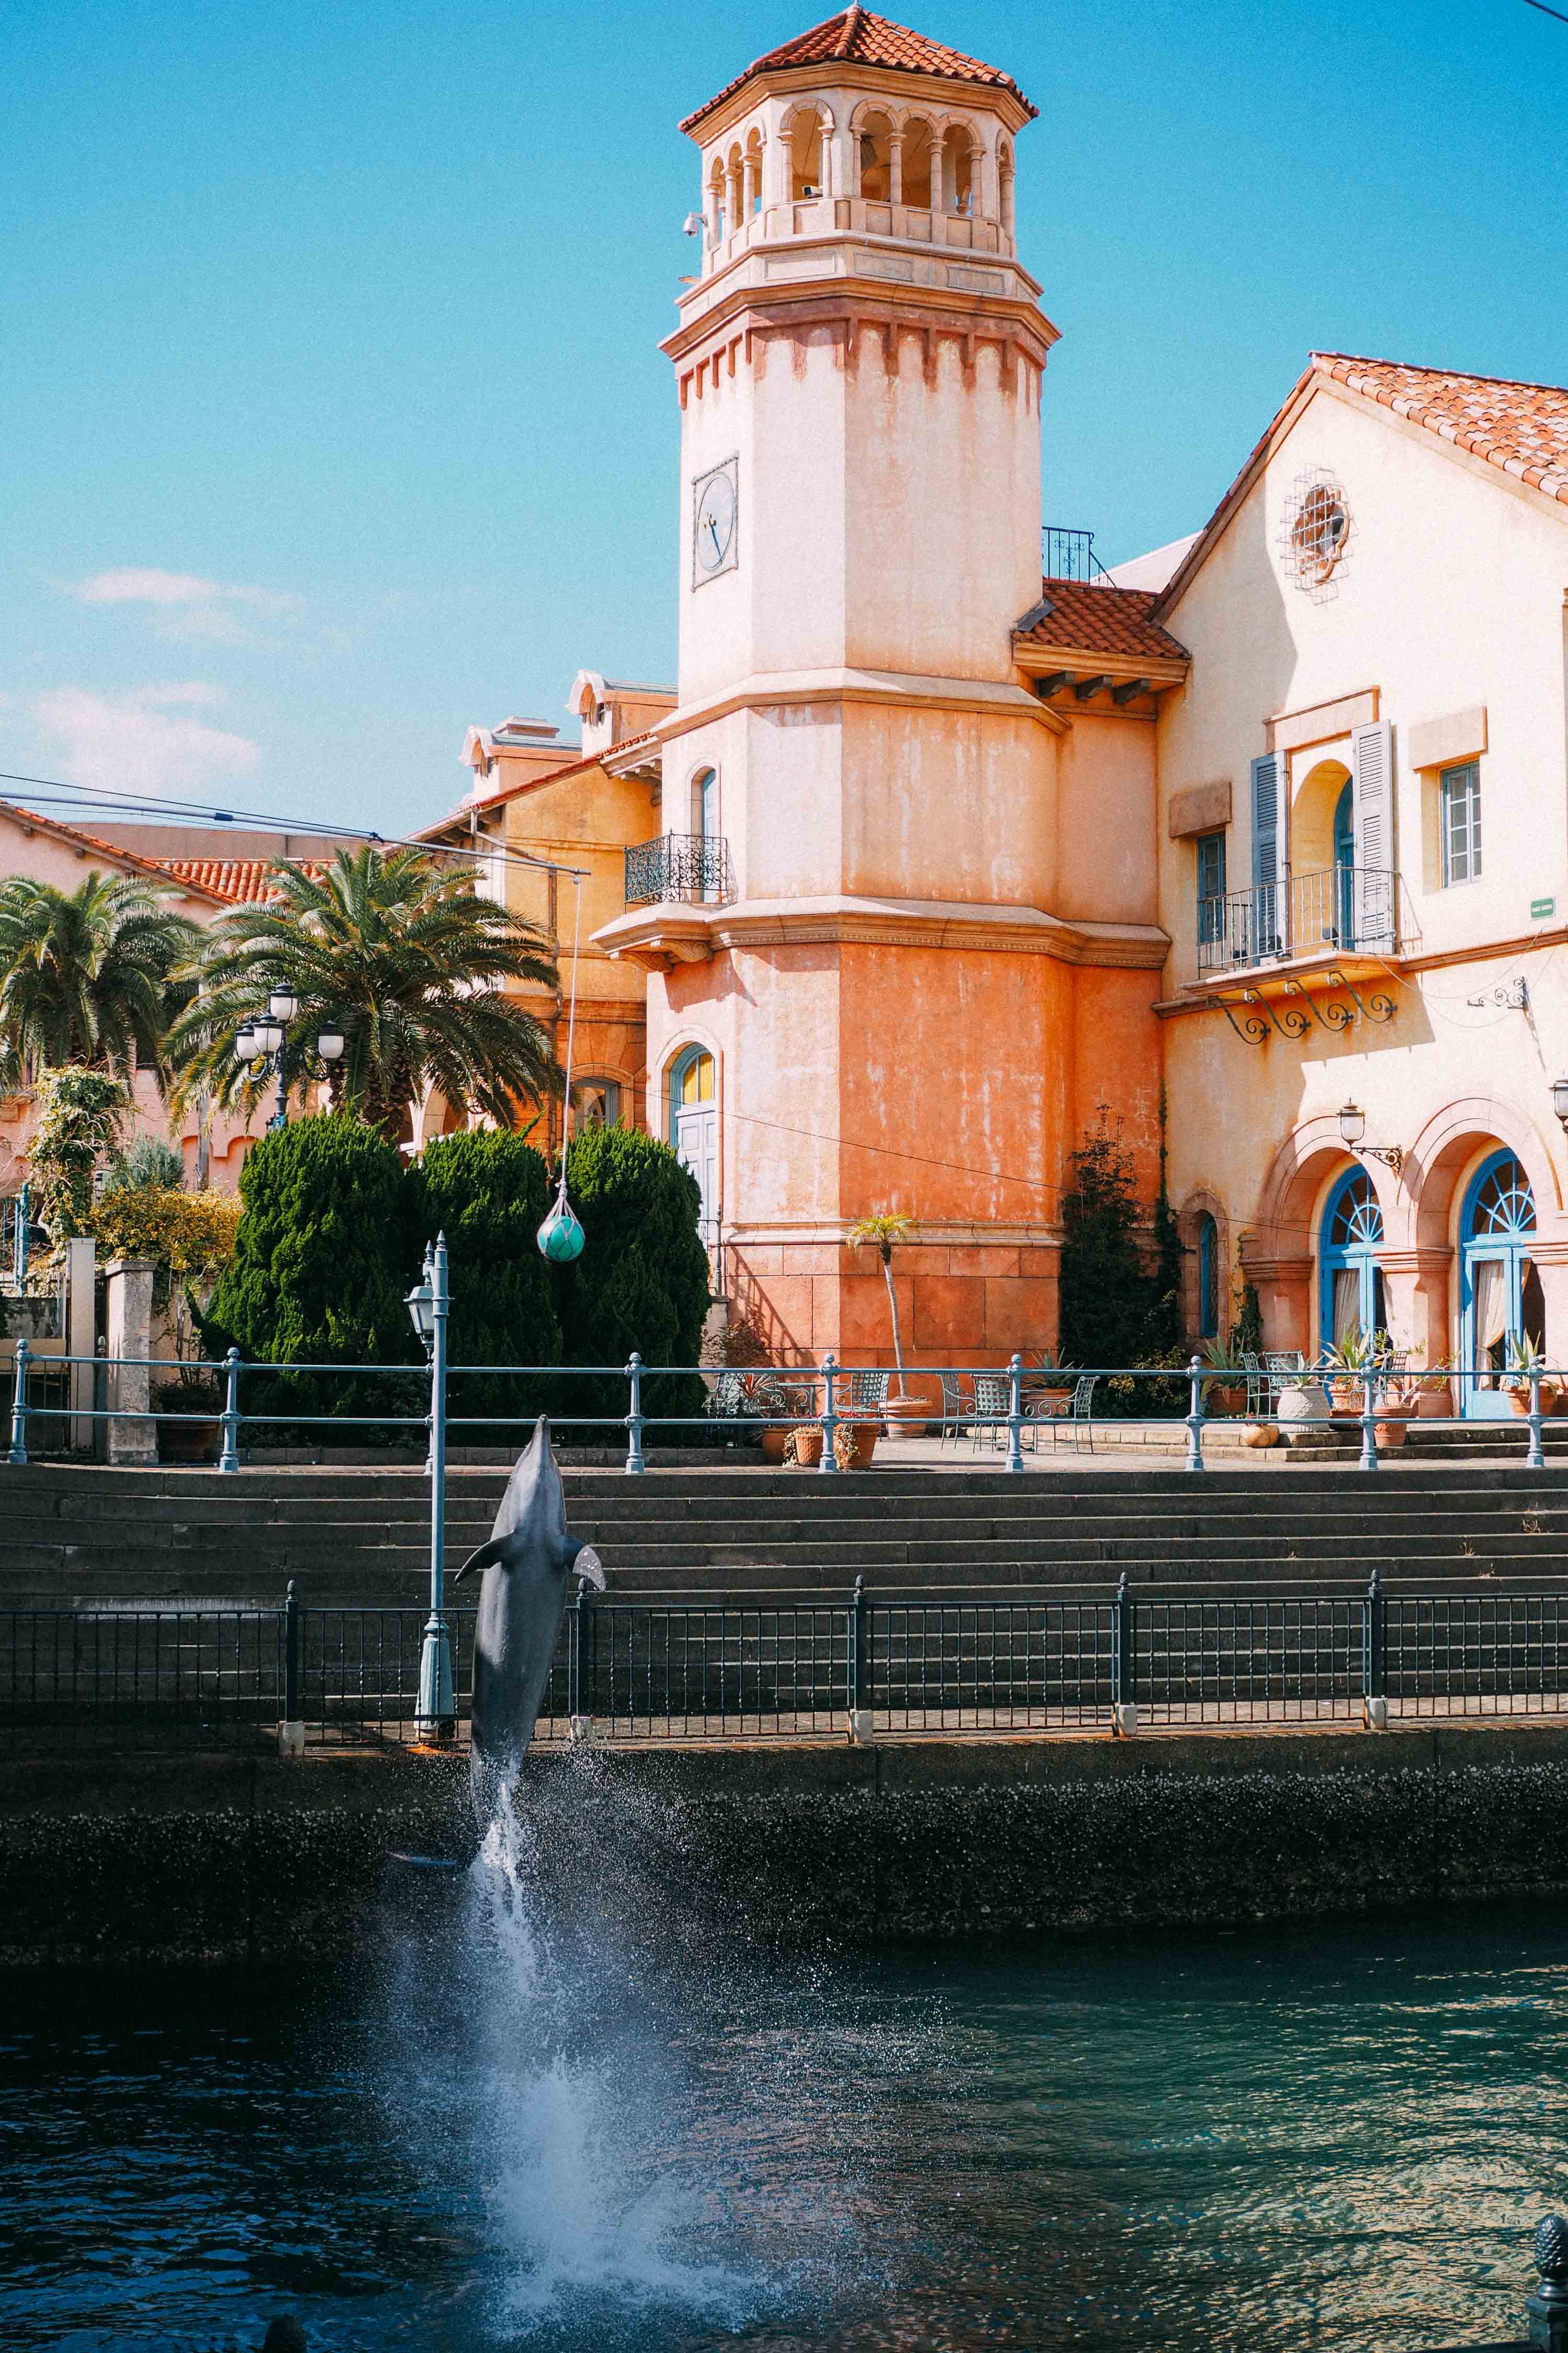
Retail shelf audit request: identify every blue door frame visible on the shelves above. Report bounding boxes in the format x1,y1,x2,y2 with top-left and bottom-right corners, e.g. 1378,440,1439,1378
1332,779,1355,950
1319,1168,1386,1352
1459,1149,1539,1419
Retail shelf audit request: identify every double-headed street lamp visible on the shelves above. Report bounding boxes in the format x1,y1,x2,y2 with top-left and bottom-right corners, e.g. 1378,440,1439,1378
405,1233,455,1742
234,985,346,1129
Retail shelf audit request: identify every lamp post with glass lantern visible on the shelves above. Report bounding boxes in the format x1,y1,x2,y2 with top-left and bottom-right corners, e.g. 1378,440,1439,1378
405,1232,455,1741
233,987,346,1128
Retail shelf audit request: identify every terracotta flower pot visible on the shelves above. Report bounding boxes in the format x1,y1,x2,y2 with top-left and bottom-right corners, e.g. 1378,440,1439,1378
158,1418,219,1465
834,1421,879,1470
784,1427,824,1468
1415,1384,1453,1419
1207,1381,1247,1417
1506,1381,1559,1419
1373,1406,1415,1449
1327,1377,1365,1420
881,1391,930,1441
760,1427,791,1464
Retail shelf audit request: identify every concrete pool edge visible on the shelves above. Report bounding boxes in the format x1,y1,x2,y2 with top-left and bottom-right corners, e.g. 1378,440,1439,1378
4,1719,1566,1968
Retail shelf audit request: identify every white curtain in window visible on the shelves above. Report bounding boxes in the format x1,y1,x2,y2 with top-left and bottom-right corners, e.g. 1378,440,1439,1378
1472,1257,1508,1386
1333,1270,1361,1346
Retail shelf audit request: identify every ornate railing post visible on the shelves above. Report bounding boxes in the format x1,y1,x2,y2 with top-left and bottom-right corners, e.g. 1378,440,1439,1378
1359,1366,1380,1472
1529,1362,1547,1472
848,1572,871,1741
569,1583,597,1743
1113,1571,1137,1735
1006,1352,1025,1474
280,1578,304,1756
7,1336,29,1467
218,1346,242,1475
818,1351,840,1475
1185,1353,1205,1474
625,1351,646,1475
1362,1565,1387,1729
1529,2215,1568,2352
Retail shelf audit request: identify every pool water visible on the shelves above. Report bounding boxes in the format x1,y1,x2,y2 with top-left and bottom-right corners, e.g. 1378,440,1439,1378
3,1785,1563,2350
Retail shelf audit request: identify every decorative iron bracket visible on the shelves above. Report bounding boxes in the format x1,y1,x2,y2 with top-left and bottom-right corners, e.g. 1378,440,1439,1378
1323,968,1396,1025
1214,993,1269,1047
1282,979,1355,1035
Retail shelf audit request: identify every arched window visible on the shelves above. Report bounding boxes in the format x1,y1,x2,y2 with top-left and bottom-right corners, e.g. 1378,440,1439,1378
571,1078,621,1130
668,1047,718,1246
1460,1149,1541,1417
1198,1213,1220,1340
1320,1169,1386,1351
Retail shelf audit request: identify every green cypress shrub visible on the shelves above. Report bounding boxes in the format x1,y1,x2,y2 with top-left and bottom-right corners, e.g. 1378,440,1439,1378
1058,1109,1183,1414
551,1124,711,1428
407,1129,561,1434
201,1114,420,1429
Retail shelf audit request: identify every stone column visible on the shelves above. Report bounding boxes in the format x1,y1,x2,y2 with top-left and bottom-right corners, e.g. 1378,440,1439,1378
1530,1242,1568,1380
1377,1248,1453,1370
886,128,903,204
104,1256,156,1467
742,152,758,222
1243,1253,1313,1357
65,1235,95,1451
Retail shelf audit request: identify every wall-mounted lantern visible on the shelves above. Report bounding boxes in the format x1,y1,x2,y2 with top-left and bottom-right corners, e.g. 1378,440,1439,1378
1338,1100,1404,1173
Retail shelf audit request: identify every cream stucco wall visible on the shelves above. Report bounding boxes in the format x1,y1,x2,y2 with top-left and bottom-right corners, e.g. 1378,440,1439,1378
1157,379,1568,1366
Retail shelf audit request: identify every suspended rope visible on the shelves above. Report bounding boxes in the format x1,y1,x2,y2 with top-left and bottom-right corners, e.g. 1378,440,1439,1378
537,875,586,1263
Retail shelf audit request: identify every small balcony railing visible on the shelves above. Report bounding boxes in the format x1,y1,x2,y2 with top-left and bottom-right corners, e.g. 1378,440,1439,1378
624,832,735,910
1198,866,1402,977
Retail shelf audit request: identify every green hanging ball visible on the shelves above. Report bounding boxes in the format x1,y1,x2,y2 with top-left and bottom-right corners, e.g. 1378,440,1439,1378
537,1200,585,1263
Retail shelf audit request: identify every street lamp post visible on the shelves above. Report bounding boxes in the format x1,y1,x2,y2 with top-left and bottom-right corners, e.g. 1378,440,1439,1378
234,987,346,1128
406,1232,455,1742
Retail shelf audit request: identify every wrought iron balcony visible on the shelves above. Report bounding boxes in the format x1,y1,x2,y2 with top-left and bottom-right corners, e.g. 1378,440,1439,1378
624,832,735,910
1198,866,1403,977
1042,525,1113,584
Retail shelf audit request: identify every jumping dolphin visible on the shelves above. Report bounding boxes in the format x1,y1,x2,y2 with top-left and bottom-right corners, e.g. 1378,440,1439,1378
453,1418,603,1802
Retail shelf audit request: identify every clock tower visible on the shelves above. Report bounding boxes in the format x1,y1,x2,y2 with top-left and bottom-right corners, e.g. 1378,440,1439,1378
598,10,1169,1374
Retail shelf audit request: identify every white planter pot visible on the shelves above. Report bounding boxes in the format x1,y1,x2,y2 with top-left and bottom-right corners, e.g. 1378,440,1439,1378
1277,1380,1333,1446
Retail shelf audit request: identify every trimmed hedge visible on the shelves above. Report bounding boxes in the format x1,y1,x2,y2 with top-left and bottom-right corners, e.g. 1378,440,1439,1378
406,1129,561,1432
201,1115,422,1428
546,1123,710,1426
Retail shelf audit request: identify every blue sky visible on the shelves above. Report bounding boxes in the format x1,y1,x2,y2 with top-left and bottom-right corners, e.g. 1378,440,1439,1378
2,0,1564,841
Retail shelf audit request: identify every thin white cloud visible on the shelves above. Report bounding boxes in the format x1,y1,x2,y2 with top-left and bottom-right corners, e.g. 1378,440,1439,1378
32,685,261,795
68,568,298,644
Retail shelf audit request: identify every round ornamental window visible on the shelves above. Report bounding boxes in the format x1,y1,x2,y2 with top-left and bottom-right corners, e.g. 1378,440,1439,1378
1280,470,1353,599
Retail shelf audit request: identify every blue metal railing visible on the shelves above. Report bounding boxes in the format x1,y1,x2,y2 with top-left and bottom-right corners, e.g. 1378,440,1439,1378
4,1344,1567,1475
9,1572,1568,1753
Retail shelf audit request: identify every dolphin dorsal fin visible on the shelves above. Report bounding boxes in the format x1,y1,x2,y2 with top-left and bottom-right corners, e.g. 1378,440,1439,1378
572,1544,606,1592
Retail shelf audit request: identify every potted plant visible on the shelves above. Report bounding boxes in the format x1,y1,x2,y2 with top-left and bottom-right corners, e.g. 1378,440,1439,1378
1373,1373,1418,1449
1320,1325,1387,1419
1503,1331,1559,1418
848,1209,925,1440
1028,1348,1076,1404
1199,1335,1248,1417
1411,1359,1456,1420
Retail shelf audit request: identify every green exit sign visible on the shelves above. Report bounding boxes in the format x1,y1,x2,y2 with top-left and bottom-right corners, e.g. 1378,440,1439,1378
1533,898,1557,921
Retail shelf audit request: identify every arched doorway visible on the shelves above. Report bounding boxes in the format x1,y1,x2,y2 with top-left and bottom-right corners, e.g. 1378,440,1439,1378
1460,1149,1542,1417
668,1046,718,1247
1320,1168,1387,1350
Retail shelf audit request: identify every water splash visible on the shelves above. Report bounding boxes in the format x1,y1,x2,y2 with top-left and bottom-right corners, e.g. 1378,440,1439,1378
378,1762,874,2346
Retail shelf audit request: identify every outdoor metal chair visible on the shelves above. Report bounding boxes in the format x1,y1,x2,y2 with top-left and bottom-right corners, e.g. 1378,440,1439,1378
1035,1372,1097,1454
938,1371,969,1449
706,1369,749,1421
848,1368,890,1418
969,1372,1011,1453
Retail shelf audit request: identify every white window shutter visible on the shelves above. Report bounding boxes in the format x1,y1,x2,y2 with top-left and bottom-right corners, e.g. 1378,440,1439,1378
1250,753,1283,957
1351,721,1394,946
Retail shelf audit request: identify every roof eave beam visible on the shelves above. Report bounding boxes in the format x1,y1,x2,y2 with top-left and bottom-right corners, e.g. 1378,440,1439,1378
1074,675,1111,701
1111,678,1151,705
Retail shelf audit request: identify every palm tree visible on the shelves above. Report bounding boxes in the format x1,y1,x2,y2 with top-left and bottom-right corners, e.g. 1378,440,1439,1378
0,871,199,1085
166,845,562,1140
849,1209,916,1391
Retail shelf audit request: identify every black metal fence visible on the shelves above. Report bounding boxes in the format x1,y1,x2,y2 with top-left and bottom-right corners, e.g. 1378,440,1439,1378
7,1573,1568,1754
623,831,736,908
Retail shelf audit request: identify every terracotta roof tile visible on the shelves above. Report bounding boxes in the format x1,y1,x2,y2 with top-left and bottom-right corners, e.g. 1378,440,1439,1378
680,8,1036,133
156,857,325,905
1156,352,1568,618
1014,580,1189,666
1313,352,1568,507
0,801,227,903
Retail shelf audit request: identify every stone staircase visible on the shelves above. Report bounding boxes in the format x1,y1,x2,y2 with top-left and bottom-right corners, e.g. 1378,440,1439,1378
0,1460,1566,1609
